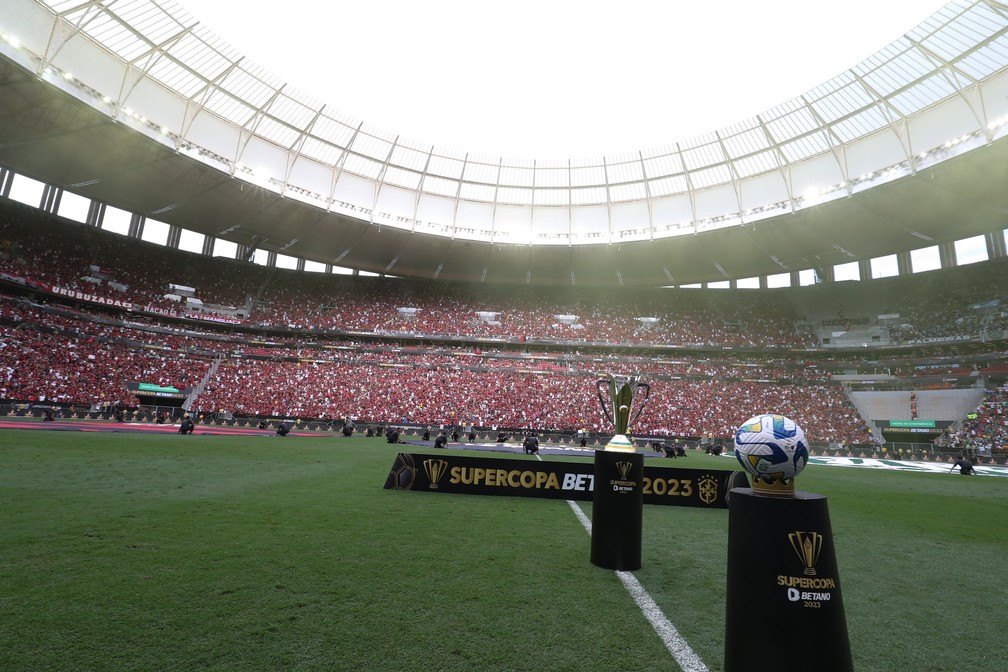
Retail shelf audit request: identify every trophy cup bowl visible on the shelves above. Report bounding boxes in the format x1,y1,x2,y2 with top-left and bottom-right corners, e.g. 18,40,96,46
596,374,650,452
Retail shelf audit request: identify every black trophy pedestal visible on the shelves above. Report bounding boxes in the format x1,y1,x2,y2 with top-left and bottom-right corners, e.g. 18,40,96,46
724,488,853,672
590,450,643,571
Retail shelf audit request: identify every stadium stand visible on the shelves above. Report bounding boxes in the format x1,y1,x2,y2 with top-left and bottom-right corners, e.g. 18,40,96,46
935,383,1008,458
849,389,986,424
1,197,1006,458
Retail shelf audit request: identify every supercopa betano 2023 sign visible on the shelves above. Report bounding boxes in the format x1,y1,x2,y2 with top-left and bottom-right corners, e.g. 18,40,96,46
383,452,746,508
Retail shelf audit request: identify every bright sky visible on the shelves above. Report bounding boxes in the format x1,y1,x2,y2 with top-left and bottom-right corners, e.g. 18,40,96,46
187,0,949,160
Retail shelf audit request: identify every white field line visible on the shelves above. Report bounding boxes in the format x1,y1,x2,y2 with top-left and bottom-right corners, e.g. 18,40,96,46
533,454,708,672
565,500,708,672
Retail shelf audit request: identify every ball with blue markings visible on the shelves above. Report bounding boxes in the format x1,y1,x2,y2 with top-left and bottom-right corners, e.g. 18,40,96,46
733,414,809,481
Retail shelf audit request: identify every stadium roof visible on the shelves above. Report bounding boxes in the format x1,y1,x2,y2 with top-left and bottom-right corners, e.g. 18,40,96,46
0,0,1007,287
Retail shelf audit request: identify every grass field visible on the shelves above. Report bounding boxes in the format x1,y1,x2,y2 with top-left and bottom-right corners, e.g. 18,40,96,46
1,429,1005,671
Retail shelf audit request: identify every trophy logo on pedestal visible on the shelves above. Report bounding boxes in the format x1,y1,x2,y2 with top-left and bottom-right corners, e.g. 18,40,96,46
595,374,650,452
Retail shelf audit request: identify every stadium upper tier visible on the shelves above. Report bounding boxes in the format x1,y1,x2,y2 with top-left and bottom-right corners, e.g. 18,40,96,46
2,197,1007,350
1,1,1008,286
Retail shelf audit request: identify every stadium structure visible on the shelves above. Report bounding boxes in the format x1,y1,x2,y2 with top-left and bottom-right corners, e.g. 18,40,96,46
0,0,1007,460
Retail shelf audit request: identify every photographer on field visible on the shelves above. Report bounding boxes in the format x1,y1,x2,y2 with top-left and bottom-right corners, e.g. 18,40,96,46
950,455,976,475
523,433,539,455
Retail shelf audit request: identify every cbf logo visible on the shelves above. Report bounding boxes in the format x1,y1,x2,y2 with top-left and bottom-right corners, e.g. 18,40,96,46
698,474,718,505
423,458,449,489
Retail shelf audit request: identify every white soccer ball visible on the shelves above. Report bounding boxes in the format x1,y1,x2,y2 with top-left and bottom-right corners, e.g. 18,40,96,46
733,414,809,481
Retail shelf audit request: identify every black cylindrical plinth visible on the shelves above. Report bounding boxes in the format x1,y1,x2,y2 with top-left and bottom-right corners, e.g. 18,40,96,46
590,450,643,571
724,488,852,672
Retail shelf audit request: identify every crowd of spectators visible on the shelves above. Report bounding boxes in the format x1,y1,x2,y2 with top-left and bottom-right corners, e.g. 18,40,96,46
191,353,870,442
0,201,260,315
1,294,868,441
0,197,1004,446
0,204,816,347
4,198,1007,349
0,298,239,354
0,320,208,407
935,383,1008,456
228,349,984,444
248,271,819,348
874,266,1008,344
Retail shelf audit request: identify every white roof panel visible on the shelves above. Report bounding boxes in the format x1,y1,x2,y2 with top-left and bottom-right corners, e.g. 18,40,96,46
22,0,1008,244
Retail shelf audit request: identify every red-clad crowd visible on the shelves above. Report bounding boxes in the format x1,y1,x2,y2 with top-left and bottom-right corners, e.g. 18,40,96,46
1,294,867,441
0,198,1004,446
248,272,819,347
5,198,1007,349
0,322,208,406
192,355,869,442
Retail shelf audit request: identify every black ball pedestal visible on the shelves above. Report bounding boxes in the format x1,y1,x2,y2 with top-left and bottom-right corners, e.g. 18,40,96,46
724,488,853,672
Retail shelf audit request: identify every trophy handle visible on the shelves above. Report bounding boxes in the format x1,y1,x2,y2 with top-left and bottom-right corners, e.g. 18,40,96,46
596,379,615,425
626,382,650,430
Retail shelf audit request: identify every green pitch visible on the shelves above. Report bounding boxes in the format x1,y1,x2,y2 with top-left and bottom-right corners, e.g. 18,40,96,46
0,431,1004,671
